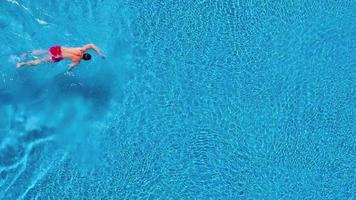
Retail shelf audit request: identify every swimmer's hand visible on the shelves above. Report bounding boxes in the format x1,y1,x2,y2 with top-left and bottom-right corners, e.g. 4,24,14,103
98,52,106,59
82,44,106,59
65,66,75,76
68,62,79,70
64,70,74,76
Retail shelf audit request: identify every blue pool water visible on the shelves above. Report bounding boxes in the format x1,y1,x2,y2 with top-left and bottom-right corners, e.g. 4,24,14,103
0,0,355,199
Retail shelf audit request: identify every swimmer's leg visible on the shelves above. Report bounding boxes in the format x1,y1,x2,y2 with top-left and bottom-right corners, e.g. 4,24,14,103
20,50,48,58
31,50,48,55
16,57,51,68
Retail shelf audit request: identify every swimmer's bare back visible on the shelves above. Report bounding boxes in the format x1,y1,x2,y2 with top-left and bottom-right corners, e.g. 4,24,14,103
16,44,105,70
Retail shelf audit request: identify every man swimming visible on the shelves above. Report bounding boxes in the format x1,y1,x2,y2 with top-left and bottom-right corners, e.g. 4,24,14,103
16,44,105,70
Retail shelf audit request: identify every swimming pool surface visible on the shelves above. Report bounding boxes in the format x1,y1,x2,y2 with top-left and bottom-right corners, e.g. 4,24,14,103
0,0,355,199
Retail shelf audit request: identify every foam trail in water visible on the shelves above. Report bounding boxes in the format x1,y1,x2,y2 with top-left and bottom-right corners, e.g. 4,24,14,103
7,54,20,64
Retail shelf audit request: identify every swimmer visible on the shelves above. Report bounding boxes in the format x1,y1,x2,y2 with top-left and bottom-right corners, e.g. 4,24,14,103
16,44,105,70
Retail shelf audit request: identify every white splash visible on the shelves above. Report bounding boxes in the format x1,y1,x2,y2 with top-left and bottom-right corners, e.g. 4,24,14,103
35,18,48,25
6,0,28,11
6,0,20,6
8,54,20,64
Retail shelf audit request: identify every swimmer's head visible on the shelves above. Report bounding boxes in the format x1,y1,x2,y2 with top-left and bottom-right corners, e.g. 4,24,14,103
82,53,91,61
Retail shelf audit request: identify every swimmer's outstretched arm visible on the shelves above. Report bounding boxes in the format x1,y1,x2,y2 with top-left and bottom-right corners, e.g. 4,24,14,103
68,62,79,71
82,44,105,58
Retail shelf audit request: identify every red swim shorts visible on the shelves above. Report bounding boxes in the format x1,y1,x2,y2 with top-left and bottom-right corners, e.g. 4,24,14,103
49,45,63,62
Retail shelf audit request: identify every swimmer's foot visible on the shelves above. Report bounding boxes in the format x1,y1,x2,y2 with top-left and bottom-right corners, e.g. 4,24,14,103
20,53,28,59
16,62,25,68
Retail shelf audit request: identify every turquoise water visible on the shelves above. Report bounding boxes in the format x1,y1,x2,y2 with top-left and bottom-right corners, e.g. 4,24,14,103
0,0,355,199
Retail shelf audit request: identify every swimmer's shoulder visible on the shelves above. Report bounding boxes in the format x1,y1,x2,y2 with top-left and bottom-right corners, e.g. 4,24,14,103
61,47,84,52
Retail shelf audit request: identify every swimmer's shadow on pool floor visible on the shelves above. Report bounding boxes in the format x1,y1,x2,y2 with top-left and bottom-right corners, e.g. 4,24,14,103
50,73,112,112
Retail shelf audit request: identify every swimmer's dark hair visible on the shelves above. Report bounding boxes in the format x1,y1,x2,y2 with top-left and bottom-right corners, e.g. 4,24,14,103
82,53,91,61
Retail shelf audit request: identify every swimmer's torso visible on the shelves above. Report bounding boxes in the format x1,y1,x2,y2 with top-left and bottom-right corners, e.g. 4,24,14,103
61,47,85,63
